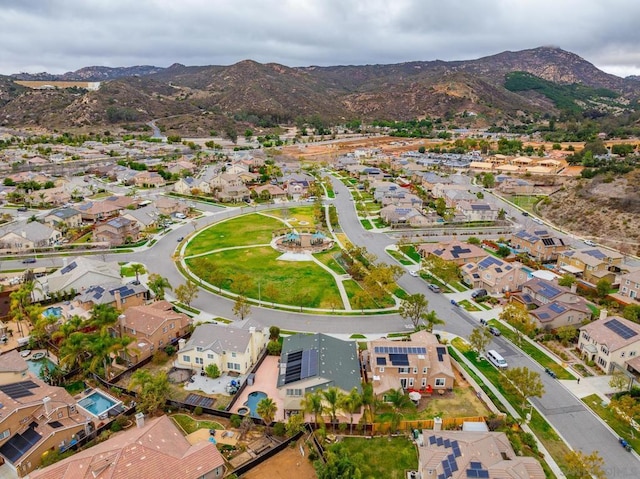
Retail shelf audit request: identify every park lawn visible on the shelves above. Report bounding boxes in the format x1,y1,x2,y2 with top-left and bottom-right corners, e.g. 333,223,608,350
171,414,224,435
186,247,342,309
343,279,395,310
487,321,575,380
268,206,316,226
185,214,283,255
508,195,541,212
334,437,417,479
314,248,348,275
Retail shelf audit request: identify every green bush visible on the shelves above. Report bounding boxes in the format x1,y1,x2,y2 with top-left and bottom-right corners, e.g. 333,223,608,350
273,422,286,437
194,406,203,416
267,340,282,356
205,364,220,379
230,414,242,428
164,345,176,356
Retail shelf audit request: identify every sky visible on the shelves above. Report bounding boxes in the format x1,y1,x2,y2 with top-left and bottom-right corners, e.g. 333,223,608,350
3,0,640,77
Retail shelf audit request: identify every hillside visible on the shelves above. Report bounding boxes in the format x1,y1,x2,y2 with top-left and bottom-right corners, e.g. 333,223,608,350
538,170,640,255
2,46,640,133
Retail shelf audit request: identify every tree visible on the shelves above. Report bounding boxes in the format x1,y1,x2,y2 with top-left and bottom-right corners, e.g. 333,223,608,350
128,369,169,415
422,255,460,285
339,388,362,434
175,280,199,306
269,326,280,341
469,326,493,358
495,245,511,258
500,303,536,344
501,367,545,409
558,274,577,287
399,293,430,331
232,273,254,295
285,412,305,437
147,273,172,300
482,173,496,188
352,290,369,312
264,282,279,306
609,371,630,393
129,263,145,283
383,388,415,433
302,390,324,427
322,387,344,432
556,326,578,346
233,295,251,320
315,443,361,479
596,278,611,299
563,449,605,479
435,197,447,216
256,397,277,432
360,381,376,428
623,304,640,322
422,310,445,332
205,363,220,379
467,237,481,246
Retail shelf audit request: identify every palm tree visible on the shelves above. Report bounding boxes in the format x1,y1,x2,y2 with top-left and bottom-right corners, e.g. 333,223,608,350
147,273,172,300
302,390,324,427
256,397,277,434
384,388,415,434
58,332,87,370
129,263,145,284
340,388,363,434
423,310,445,332
360,382,376,431
322,387,344,432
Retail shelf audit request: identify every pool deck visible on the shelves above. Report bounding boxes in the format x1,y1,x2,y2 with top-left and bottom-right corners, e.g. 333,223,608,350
231,356,283,420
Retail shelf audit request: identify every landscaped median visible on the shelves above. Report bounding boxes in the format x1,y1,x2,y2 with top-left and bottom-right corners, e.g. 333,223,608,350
450,338,573,479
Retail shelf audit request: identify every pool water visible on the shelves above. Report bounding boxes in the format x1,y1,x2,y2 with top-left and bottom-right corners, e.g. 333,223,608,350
26,358,57,379
43,307,62,319
244,391,267,418
78,391,118,417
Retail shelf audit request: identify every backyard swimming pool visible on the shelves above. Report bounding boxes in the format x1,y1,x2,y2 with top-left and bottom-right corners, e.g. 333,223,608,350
243,391,267,418
26,358,56,379
78,390,122,418
42,307,62,319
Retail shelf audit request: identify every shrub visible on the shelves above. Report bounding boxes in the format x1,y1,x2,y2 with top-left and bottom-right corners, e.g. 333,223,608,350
194,406,203,416
164,345,176,356
273,422,286,437
230,414,242,428
152,350,169,365
267,340,282,356
205,364,220,379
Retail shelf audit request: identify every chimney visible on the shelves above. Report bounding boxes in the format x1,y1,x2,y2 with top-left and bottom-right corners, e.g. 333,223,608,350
135,412,145,429
43,396,52,416
114,290,123,310
178,338,186,351
600,309,608,321
433,416,442,431
570,283,577,293
249,326,256,334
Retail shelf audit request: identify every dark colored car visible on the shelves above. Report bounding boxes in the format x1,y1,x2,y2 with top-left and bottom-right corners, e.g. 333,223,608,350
17,206,28,212
488,326,501,336
177,237,184,242
471,289,488,299
22,258,36,264
522,211,529,216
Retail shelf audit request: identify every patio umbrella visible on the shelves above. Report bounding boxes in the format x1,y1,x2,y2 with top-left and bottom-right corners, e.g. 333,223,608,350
409,391,421,402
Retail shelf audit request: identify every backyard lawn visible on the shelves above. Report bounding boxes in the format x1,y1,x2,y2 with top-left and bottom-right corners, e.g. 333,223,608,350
171,414,224,434
331,437,418,479
186,247,343,309
185,213,284,255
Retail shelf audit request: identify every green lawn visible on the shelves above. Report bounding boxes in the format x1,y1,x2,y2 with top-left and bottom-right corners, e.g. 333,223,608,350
343,279,395,310
120,263,145,277
508,195,542,212
314,248,348,275
458,299,481,312
372,218,386,228
268,206,317,227
360,219,373,230
171,414,224,434
387,249,414,265
186,247,342,309
581,393,640,453
487,321,575,380
331,437,417,479
400,245,422,263
185,214,284,255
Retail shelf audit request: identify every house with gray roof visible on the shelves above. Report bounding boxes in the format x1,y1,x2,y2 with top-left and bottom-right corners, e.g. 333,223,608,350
75,281,148,311
176,323,268,374
122,204,161,230
277,333,361,414
510,229,568,262
93,216,140,246
40,256,121,299
43,207,82,229
0,221,62,253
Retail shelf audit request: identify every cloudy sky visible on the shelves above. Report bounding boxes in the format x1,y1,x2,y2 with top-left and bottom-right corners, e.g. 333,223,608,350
3,0,640,77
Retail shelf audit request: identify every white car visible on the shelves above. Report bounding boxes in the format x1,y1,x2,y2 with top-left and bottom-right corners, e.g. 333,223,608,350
531,218,544,225
409,270,419,277
584,239,596,247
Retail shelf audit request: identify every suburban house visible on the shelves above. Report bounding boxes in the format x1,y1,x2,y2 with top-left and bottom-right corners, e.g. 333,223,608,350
176,322,268,375
0,222,62,252
43,207,83,230
418,430,545,479
510,229,568,262
75,281,148,312
76,196,135,222
510,278,591,330
30,415,225,479
379,206,429,228
93,217,140,246
118,301,191,364
417,240,487,266
251,184,287,201
277,333,361,415
173,176,211,195
0,352,89,478
455,201,500,222
210,173,250,202
461,256,527,294
42,257,122,299
121,204,161,230
25,186,71,207
578,314,640,374
617,270,640,304
133,170,166,188
557,248,625,285
365,330,454,397
152,196,190,216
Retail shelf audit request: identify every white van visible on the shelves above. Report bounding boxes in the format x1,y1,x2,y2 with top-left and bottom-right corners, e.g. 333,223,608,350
486,350,508,369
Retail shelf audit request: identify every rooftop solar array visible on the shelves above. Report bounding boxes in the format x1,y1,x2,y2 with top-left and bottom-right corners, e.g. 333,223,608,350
0,380,39,399
60,261,78,275
538,283,561,298
0,426,42,463
478,256,503,269
436,347,447,362
389,353,409,366
534,229,550,236
374,346,427,354
376,357,387,366
471,203,490,210
283,348,319,385
549,303,566,314
450,245,472,258
537,312,550,320
584,249,606,260
604,319,638,340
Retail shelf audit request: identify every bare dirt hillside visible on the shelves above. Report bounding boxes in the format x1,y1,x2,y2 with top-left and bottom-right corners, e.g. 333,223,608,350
538,170,640,255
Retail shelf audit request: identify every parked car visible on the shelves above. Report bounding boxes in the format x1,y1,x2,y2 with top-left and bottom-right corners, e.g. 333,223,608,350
17,206,28,212
521,211,529,216
488,326,501,336
428,284,441,293
532,217,544,225
471,289,488,299
22,258,36,264
584,239,596,247
177,237,184,242
409,270,418,277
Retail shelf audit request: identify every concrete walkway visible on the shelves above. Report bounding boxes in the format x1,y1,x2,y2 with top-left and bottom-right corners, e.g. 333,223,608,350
309,255,352,311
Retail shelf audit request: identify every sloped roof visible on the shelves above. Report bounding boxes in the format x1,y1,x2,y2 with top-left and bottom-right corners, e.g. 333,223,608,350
120,301,190,336
181,323,254,354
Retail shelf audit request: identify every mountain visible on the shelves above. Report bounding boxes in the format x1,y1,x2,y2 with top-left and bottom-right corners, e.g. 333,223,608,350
12,65,167,82
2,47,639,134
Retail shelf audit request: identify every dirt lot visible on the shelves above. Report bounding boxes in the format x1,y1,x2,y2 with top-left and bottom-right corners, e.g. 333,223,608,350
240,439,317,479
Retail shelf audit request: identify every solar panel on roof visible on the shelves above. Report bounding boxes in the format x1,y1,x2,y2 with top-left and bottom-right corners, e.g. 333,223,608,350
549,303,566,314
470,462,482,469
0,380,39,399
389,353,409,366
429,435,436,444
301,349,319,379
436,436,443,446
444,438,450,447
477,471,489,478
604,319,638,340
584,249,606,260
538,312,550,319
478,256,503,269
376,357,387,366
467,470,478,478
60,262,78,275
